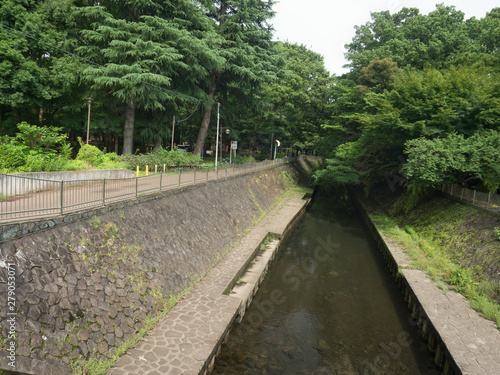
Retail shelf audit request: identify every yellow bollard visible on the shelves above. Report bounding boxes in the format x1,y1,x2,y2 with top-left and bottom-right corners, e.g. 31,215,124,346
163,164,166,172
146,165,149,176
136,165,139,177
155,164,157,174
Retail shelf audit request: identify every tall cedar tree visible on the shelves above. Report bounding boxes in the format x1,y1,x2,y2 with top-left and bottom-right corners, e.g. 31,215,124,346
76,0,223,154
193,0,279,155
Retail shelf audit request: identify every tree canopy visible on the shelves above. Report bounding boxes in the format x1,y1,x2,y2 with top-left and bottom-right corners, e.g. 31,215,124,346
313,5,500,196
1,1,499,198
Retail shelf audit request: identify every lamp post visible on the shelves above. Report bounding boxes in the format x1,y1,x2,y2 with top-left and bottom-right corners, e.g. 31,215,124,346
215,103,220,169
86,97,93,144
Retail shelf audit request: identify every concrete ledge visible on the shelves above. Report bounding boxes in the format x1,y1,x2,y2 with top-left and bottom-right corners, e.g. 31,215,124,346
351,191,500,375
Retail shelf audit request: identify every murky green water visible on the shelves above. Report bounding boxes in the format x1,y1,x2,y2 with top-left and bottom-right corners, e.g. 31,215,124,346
213,189,441,375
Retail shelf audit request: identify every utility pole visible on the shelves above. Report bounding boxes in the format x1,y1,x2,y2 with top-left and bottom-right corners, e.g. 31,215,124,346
215,103,220,170
86,98,93,144
171,116,176,151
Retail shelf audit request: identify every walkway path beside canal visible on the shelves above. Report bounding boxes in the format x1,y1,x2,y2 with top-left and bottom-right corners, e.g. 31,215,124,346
108,190,309,375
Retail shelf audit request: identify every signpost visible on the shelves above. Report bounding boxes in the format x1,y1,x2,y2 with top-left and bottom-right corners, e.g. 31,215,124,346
230,141,237,164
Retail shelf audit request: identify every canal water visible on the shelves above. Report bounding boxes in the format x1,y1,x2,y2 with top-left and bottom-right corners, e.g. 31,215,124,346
213,189,441,375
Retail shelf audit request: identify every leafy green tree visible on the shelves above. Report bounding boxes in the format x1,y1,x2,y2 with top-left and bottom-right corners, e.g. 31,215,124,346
261,42,333,153
357,57,402,93
403,131,500,193
193,0,280,155
345,5,472,75
76,0,224,154
0,0,78,133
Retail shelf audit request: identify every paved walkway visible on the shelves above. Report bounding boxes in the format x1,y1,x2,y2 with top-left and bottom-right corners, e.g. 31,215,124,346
0,166,245,223
381,233,500,375
108,190,308,375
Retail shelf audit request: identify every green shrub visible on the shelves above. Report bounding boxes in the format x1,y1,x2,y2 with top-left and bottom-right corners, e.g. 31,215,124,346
120,148,202,171
19,151,76,172
76,138,104,166
0,142,27,171
15,122,66,152
232,154,256,165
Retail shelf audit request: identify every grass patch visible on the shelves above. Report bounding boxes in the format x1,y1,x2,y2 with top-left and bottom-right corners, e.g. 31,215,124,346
369,210,500,329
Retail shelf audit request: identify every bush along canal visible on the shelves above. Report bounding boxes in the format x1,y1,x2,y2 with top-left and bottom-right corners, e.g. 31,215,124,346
213,188,442,375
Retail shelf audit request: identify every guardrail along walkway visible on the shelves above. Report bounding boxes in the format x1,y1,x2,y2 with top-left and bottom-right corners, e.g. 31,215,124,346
0,158,296,223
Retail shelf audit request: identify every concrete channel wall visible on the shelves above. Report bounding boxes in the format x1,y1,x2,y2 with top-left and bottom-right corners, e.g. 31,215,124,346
0,162,312,375
351,190,500,375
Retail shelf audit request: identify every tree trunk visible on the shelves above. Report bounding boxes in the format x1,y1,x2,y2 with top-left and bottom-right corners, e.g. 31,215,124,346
122,99,137,154
39,107,44,125
154,138,162,150
193,82,217,156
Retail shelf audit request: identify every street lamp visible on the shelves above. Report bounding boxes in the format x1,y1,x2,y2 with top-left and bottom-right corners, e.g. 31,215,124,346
86,97,93,144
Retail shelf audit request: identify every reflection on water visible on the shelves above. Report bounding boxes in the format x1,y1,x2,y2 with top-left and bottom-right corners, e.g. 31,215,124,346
213,188,441,375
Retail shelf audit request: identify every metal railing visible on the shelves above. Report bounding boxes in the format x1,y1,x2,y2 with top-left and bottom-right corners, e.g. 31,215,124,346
0,157,299,223
440,184,500,213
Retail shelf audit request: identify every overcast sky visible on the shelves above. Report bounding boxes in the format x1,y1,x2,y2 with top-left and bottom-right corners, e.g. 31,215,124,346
271,1,499,76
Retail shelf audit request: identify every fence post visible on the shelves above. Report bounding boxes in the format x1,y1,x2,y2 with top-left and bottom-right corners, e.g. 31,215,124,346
60,180,64,216
178,168,182,187
102,179,106,206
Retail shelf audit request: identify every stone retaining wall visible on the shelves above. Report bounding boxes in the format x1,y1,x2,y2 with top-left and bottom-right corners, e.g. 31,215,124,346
0,164,302,374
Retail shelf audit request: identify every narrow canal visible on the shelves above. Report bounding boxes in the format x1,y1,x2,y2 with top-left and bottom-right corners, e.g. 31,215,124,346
213,189,441,375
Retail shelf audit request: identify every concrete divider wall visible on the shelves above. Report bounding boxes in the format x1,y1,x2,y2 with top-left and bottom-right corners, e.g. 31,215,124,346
349,191,458,374
0,169,134,196
0,164,303,374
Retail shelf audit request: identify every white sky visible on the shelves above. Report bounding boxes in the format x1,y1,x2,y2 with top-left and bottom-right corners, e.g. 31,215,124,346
271,1,500,76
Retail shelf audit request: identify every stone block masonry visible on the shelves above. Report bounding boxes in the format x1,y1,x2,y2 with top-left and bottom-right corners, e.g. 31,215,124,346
0,164,303,374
